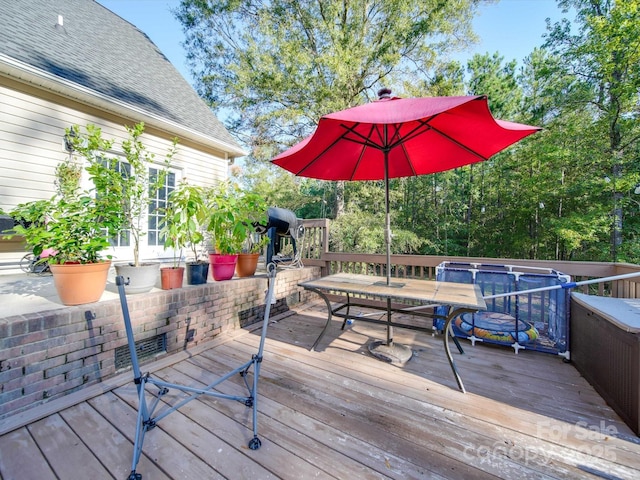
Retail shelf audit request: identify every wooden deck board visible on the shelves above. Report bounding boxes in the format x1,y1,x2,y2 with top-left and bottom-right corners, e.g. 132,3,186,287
238,312,640,479
210,342,517,479
160,363,387,480
27,414,113,479
1,305,639,480
232,323,621,478
178,350,439,480
0,427,57,480
59,401,170,480
90,391,226,479
116,366,335,480
301,307,627,427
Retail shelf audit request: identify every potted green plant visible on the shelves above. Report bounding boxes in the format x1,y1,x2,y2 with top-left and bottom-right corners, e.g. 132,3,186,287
203,182,244,280
204,182,270,281
7,129,125,305
235,191,268,277
115,123,177,293
236,234,269,277
71,122,178,294
158,203,185,290
159,180,208,287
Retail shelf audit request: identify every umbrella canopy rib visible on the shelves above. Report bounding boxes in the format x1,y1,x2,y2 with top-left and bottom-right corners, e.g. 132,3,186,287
429,124,490,162
337,123,384,150
296,133,347,177
339,120,437,152
351,132,370,181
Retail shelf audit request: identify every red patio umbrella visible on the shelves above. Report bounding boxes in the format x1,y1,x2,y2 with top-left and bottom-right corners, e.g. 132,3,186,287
273,89,540,278
272,89,541,360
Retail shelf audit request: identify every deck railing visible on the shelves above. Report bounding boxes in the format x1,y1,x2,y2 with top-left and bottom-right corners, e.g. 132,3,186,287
298,218,640,299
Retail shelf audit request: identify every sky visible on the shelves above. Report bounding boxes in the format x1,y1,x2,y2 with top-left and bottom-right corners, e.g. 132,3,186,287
97,0,571,87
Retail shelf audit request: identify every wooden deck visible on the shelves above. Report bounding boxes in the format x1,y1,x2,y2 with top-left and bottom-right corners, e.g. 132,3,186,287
1,302,639,480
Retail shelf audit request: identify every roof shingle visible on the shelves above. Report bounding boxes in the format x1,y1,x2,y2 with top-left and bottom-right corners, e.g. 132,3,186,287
0,0,244,154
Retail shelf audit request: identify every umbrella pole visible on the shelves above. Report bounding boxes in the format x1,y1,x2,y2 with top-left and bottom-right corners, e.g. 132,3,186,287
366,147,412,366
385,156,391,288
384,149,392,346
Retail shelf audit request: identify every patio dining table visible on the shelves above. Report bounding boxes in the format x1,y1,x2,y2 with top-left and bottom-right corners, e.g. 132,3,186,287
300,273,486,392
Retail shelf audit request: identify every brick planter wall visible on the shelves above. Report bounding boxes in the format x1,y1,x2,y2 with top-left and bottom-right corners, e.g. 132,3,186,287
0,266,320,420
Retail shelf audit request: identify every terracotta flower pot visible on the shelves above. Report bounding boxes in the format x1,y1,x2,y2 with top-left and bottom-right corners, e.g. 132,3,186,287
236,253,260,277
49,260,111,305
209,253,238,281
161,267,184,290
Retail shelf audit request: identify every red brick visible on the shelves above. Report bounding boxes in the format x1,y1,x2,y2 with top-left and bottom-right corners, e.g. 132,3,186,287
157,323,179,335
66,345,102,362
23,373,66,395
46,340,85,359
0,391,43,417
1,350,48,371
0,386,27,405
0,366,23,384
2,371,42,395
48,322,88,338
45,359,83,379
24,356,66,375
43,375,84,398
8,319,28,337
65,361,101,382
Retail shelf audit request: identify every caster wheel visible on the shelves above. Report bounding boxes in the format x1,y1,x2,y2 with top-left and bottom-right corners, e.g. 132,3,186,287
248,437,262,450
20,253,35,273
127,471,142,480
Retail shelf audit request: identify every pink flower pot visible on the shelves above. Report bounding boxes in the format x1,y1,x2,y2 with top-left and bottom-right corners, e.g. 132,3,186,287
208,253,238,281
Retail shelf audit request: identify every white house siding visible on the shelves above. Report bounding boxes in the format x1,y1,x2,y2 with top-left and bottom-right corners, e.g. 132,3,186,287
0,78,231,271
0,81,68,208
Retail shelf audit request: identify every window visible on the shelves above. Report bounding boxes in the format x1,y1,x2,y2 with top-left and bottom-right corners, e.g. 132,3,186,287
97,156,131,247
98,156,178,251
113,159,132,247
147,168,176,247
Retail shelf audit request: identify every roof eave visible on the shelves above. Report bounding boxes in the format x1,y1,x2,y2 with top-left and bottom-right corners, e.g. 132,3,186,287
0,55,248,158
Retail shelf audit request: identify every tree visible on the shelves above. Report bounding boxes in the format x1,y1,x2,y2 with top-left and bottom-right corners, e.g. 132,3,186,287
467,52,521,117
175,0,640,265
176,0,485,219
177,0,483,152
545,0,640,261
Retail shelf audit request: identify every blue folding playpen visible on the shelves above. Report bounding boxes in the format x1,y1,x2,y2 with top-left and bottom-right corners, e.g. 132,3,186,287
434,262,571,359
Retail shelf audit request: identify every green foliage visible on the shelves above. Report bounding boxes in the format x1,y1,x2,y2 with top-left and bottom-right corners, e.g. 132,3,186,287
234,161,330,218
467,52,521,117
122,123,177,266
24,194,122,264
203,181,268,254
544,0,640,261
69,122,178,266
7,200,53,258
177,0,482,159
54,159,82,199
8,126,126,264
160,180,207,267
7,123,182,265
330,206,423,254
247,235,270,254
178,0,640,265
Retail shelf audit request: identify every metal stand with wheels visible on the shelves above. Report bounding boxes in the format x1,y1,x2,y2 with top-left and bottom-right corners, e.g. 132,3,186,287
116,264,278,480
